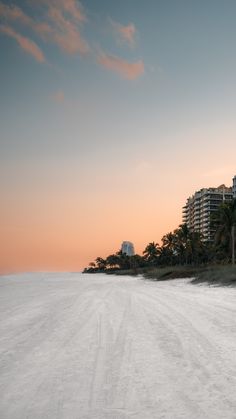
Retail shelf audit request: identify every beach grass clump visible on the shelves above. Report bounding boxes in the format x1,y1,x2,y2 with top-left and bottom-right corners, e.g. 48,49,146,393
143,266,203,281
191,265,236,286
143,264,236,286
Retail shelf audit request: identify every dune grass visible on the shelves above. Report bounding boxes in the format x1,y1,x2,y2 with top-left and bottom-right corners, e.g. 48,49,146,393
191,265,236,286
143,265,236,286
143,266,203,281
114,264,236,287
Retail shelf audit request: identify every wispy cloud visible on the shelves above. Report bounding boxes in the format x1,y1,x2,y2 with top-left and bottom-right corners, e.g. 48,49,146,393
0,0,89,56
0,3,31,25
54,0,86,23
97,52,144,80
47,6,89,54
110,19,136,47
37,0,86,23
0,24,45,62
0,1,145,80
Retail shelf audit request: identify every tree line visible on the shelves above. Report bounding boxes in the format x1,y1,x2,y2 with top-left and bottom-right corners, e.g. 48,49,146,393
83,199,236,273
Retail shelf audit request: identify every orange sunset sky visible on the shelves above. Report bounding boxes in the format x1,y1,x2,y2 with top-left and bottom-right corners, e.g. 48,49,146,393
1,0,236,273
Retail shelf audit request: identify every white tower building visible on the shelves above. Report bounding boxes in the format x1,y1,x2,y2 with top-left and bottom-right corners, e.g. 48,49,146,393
121,241,135,256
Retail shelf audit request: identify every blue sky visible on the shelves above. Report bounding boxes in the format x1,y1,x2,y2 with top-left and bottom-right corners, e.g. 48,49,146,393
1,0,236,272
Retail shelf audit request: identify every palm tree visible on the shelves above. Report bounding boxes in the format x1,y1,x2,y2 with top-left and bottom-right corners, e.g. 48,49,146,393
187,231,205,265
161,225,206,266
158,246,173,265
89,262,96,268
162,232,175,249
212,199,236,264
143,242,160,266
161,232,175,265
172,224,190,264
95,257,106,271
106,254,120,269
173,224,203,265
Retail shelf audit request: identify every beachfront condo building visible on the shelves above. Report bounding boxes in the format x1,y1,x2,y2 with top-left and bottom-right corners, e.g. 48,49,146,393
182,184,233,242
233,175,236,198
121,241,135,256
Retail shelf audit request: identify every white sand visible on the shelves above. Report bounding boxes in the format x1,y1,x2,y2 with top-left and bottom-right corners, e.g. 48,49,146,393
0,273,236,419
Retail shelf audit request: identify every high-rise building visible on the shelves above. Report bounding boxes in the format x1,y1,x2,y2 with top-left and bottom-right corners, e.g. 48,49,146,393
233,175,236,198
183,184,233,242
121,241,135,256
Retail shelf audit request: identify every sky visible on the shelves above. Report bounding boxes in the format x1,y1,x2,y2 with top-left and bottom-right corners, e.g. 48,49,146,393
0,0,236,273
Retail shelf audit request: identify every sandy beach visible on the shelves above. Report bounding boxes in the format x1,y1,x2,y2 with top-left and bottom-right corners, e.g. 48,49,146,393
0,273,236,419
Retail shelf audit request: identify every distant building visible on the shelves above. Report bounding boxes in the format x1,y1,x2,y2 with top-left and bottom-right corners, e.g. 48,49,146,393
121,241,135,256
183,184,233,242
233,175,236,198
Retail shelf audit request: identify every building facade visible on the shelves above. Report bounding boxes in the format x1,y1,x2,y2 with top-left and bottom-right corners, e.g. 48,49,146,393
121,241,135,256
233,175,236,199
183,184,233,242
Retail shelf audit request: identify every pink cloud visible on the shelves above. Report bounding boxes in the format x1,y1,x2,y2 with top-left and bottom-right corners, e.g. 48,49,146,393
0,1,89,56
97,52,144,80
47,6,89,54
36,0,86,23
0,24,45,62
0,4,52,38
111,20,136,46
57,0,86,23
33,22,53,37
0,3,31,25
